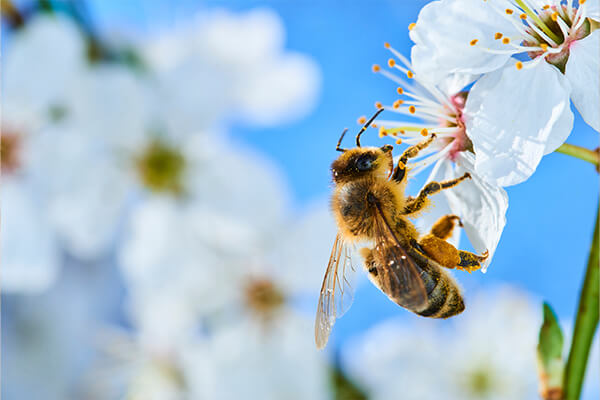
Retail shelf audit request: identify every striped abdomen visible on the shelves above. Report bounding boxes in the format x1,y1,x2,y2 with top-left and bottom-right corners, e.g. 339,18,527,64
362,246,465,319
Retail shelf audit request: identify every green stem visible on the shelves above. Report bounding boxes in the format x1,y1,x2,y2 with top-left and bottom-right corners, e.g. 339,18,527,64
563,204,600,400
514,0,562,44
555,144,600,168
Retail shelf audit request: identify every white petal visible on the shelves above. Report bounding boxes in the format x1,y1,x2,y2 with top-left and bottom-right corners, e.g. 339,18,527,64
418,161,461,248
30,127,131,259
465,61,573,186
3,15,85,117
585,0,600,21
410,0,519,84
442,155,508,271
1,180,60,293
565,31,600,132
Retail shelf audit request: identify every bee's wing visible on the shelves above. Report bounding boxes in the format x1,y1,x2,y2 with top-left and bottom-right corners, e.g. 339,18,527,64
371,198,428,311
314,234,356,350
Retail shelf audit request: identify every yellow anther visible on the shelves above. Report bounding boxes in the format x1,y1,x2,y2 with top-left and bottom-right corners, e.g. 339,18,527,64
470,39,478,46
397,87,404,95
551,12,558,21
502,37,510,44
379,127,388,137
540,43,549,51
371,123,378,129
420,128,429,136
372,64,381,73
384,42,390,48
375,101,383,109
393,100,403,109
357,116,367,125
388,58,396,67
406,70,414,79
494,32,503,40
543,4,550,9
399,130,405,134
519,13,527,19
515,61,523,70
580,0,586,4
408,23,416,30
396,139,403,145
505,8,514,14
408,105,416,114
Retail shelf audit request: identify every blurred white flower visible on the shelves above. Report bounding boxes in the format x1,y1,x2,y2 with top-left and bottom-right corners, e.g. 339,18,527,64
1,13,89,292
409,0,599,185
373,53,507,270
1,120,61,293
184,314,330,400
342,287,541,400
143,8,320,133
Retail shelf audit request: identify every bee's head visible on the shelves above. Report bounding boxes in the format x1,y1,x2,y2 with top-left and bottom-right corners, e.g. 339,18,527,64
331,145,393,184
331,109,392,184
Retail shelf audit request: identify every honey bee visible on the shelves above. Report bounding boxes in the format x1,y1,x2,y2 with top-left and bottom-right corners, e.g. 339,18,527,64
315,109,489,349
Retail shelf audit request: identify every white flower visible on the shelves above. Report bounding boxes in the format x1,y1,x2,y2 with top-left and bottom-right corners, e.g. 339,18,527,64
372,51,507,270
28,65,150,260
342,287,541,400
184,314,330,400
410,0,599,185
143,8,320,134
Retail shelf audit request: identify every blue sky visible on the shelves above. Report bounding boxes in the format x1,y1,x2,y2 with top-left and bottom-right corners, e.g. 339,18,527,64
90,0,599,342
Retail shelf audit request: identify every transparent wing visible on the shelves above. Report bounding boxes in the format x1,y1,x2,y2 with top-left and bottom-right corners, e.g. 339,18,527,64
314,234,356,350
371,199,428,310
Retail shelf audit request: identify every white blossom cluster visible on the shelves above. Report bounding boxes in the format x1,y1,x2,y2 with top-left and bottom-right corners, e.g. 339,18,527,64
2,8,332,399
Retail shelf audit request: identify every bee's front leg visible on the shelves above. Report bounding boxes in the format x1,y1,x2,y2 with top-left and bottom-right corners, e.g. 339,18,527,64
403,173,471,215
391,134,436,183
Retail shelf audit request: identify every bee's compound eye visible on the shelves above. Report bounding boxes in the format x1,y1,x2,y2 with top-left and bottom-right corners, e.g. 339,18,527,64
356,155,374,171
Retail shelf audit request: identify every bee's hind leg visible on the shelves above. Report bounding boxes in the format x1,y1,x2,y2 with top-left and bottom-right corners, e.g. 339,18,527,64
428,214,462,240
418,214,488,273
456,250,489,273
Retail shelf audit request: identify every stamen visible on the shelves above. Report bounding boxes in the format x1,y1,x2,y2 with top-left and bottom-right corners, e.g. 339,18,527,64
396,139,402,144
514,0,562,43
550,11,558,21
372,64,381,73
357,116,367,125
470,39,479,46
393,100,404,109
502,37,511,44
406,70,414,79
555,15,571,40
506,8,514,14
542,5,550,10
408,105,416,114
515,61,524,69
520,13,527,19
375,101,383,109
388,58,396,68
420,128,429,136
397,87,404,95
408,23,416,30
494,32,503,40
384,42,390,48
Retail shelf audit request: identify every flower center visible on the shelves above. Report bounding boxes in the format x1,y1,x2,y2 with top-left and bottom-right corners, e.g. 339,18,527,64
522,3,591,72
463,366,497,397
135,138,185,195
244,278,285,317
473,1,592,73
1,132,22,175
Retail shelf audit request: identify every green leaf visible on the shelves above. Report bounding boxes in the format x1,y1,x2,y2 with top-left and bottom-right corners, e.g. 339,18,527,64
537,302,564,397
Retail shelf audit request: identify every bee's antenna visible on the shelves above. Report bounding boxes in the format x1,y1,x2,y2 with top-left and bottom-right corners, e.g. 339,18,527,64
336,128,348,152
356,108,384,147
